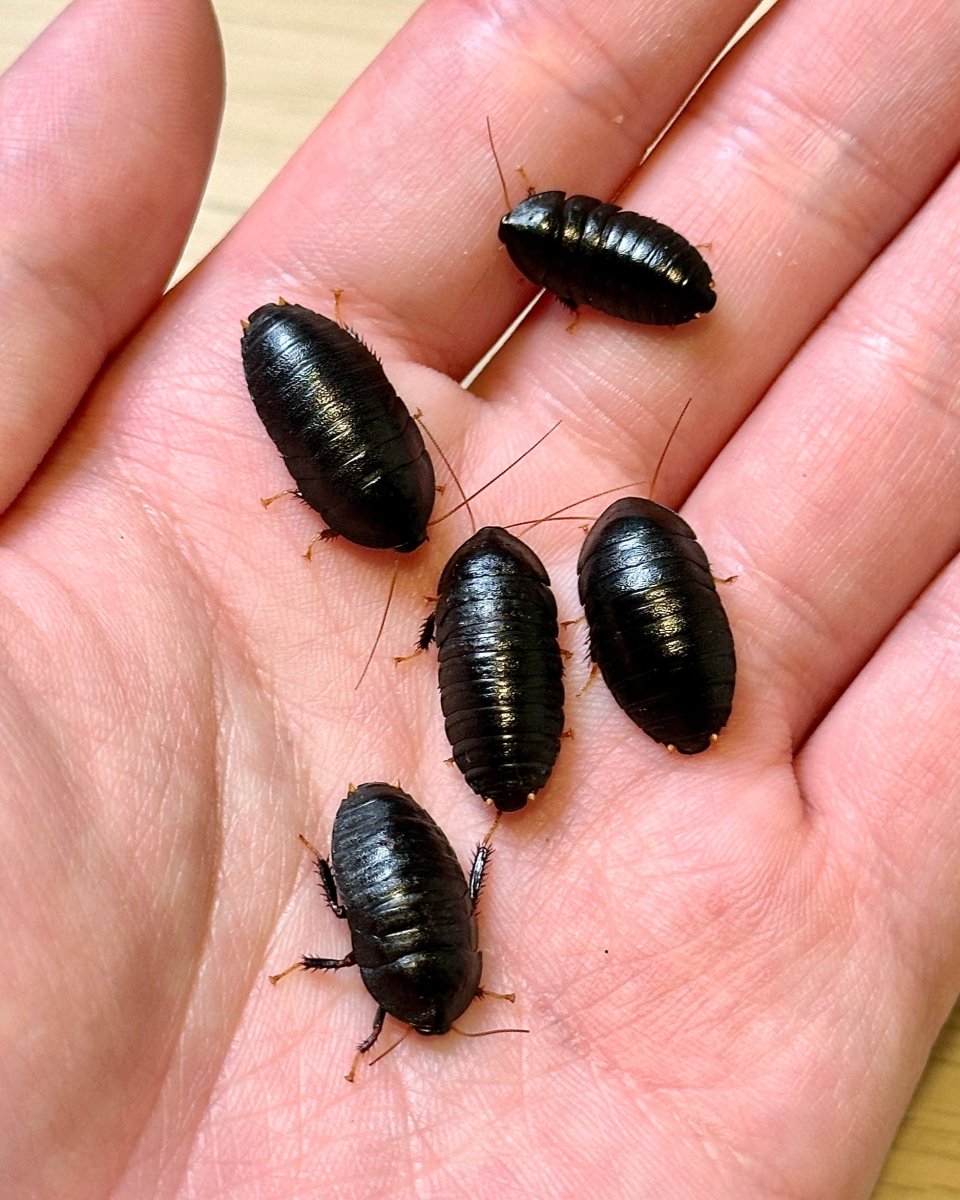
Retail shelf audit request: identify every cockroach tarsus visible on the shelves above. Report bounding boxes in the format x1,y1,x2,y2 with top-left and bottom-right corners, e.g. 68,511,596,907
420,527,565,813
269,783,524,1081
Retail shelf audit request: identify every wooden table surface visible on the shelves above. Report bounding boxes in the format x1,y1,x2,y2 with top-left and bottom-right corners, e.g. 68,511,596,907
2,2,957,1196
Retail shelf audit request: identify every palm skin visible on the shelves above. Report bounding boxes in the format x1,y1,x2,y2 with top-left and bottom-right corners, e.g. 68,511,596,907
1,0,958,1198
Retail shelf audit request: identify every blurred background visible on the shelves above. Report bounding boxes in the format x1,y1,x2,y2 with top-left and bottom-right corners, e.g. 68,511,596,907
1,2,957,1195
1,0,422,283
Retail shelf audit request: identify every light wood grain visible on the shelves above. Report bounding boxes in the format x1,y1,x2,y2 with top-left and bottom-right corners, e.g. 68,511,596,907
1,3,958,1196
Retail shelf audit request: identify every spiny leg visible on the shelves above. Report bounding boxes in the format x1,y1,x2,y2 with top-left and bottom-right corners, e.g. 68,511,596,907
269,950,355,986
345,1005,387,1083
298,834,345,917
394,610,434,666
316,857,345,918
369,1026,413,1068
471,815,515,1007
300,952,355,973
469,811,503,909
468,844,491,909
418,611,436,650
260,488,297,509
476,987,516,1003
303,528,339,561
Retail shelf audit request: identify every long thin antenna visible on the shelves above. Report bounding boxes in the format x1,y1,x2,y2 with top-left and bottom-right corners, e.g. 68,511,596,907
451,1024,529,1038
355,556,400,690
502,515,595,529
482,810,502,847
503,400,694,535
429,421,561,527
649,398,692,504
368,1026,412,1068
415,411,475,534
486,116,512,212
508,477,649,535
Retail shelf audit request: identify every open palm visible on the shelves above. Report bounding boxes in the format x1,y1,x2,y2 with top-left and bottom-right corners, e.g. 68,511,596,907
2,1,958,1197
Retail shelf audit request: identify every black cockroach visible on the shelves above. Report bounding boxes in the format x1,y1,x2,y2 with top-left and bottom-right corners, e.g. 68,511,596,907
576,496,735,753
498,192,716,326
419,527,564,812
241,301,435,552
270,782,523,1081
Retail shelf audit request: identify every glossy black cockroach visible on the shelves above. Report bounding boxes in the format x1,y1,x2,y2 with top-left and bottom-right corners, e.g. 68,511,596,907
498,192,716,325
419,527,564,812
576,497,735,753
241,301,435,552
270,782,522,1081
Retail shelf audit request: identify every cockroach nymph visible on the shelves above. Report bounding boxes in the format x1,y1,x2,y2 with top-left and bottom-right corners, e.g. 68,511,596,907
498,192,716,326
241,301,435,552
420,527,564,812
270,783,524,1081
576,497,735,753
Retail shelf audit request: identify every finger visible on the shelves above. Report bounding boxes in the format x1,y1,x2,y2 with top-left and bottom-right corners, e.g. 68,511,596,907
802,552,960,1014
683,143,960,761
0,0,223,514
210,0,764,375
473,0,960,496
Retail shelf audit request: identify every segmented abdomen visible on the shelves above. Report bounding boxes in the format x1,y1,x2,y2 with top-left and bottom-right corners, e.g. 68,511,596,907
433,528,564,812
241,302,435,551
331,784,480,1033
498,191,716,325
577,498,735,753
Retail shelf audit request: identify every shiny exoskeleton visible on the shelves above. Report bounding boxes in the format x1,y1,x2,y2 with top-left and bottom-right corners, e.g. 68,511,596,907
296,783,486,1064
241,301,435,551
577,498,735,753
420,527,564,812
498,192,716,325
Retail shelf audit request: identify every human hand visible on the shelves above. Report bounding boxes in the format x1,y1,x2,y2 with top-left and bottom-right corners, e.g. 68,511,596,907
1,1,958,1198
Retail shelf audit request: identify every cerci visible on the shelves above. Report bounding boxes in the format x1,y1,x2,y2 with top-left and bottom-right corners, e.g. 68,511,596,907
498,192,716,325
274,783,494,1079
576,498,735,753
420,527,564,812
241,301,435,551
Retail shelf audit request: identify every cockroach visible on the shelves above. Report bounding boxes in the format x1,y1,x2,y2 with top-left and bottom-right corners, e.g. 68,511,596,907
270,783,523,1081
498,192,716,326
241,301,435,552
576,496,735,753
419,527,564,812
